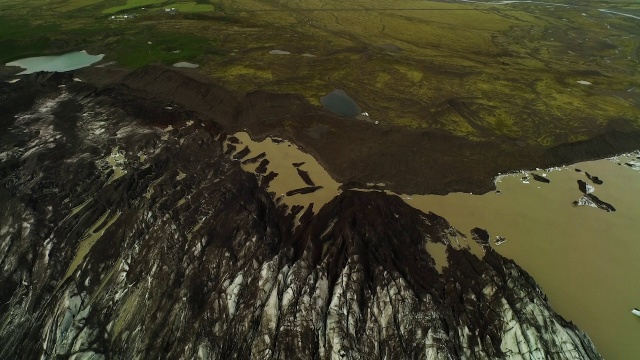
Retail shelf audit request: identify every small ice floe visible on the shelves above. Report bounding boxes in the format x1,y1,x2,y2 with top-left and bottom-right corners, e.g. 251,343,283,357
361,112,369,116
173,62,199,68
625,160,640,171
574,196,597,209
585,183,595,194
73,78,83,82
96,61,116,68
269,50,291,55
7,79,20,83
577,80,592,85
301,53,316,57
375,121,379,125
495,236,507,246
161,125,173,140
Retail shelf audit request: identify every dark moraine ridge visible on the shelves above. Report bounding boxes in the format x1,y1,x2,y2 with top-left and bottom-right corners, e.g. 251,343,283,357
77,65,640,195
0,72,601,359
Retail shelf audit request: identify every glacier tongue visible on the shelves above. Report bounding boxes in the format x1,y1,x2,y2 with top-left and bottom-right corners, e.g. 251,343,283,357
0,73,601,359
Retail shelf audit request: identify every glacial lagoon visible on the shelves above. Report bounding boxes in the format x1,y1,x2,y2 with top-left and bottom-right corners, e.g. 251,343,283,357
408,155,640,360
6,51,104,75
229,131,640,359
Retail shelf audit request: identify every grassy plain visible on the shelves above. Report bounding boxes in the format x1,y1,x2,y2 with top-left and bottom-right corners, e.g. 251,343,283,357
113,29,218,67
102,0,215,14
167,2,215,12
102,0,167,14
0,17,60,63
1,0,639,145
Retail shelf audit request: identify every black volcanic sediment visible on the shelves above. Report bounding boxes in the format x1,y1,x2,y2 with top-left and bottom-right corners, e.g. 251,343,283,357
531,173,550,183
296,167,315,186
0,75,602,357
70,65,640,195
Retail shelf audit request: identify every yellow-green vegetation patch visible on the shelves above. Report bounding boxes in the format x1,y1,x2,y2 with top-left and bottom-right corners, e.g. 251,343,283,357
166,2,214,12
206,64,273,93
6,0,639,147
488,111,522,138
102,0,165,14
224,65,273,80
55,0,109,12
375,72,391,88
306,97,321,107
392,117,427,129
395,65,423,83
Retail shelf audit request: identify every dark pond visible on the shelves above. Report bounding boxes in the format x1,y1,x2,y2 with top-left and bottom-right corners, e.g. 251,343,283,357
320,89,361,117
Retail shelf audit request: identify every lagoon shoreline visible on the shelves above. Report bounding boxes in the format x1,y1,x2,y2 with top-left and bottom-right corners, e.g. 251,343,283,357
3,64,640,196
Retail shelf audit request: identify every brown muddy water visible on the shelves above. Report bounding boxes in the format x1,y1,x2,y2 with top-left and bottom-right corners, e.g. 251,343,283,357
229,132,340,212
229,131,640,359
408,155,640,360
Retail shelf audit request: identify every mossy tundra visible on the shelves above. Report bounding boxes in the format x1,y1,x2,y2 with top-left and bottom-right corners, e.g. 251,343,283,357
2,0,639,146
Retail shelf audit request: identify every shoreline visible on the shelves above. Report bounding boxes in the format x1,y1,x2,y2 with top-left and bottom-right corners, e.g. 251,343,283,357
410,154,640,360
4,63,640,196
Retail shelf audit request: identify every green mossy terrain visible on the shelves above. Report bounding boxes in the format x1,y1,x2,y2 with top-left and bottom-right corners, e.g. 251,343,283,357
0,17,60,63
1,0,639,146
111,29,219,67
102,0,166,14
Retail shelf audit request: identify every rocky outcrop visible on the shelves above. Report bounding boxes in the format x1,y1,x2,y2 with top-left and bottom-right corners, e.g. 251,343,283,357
577,180,594,195
0,74,601,359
